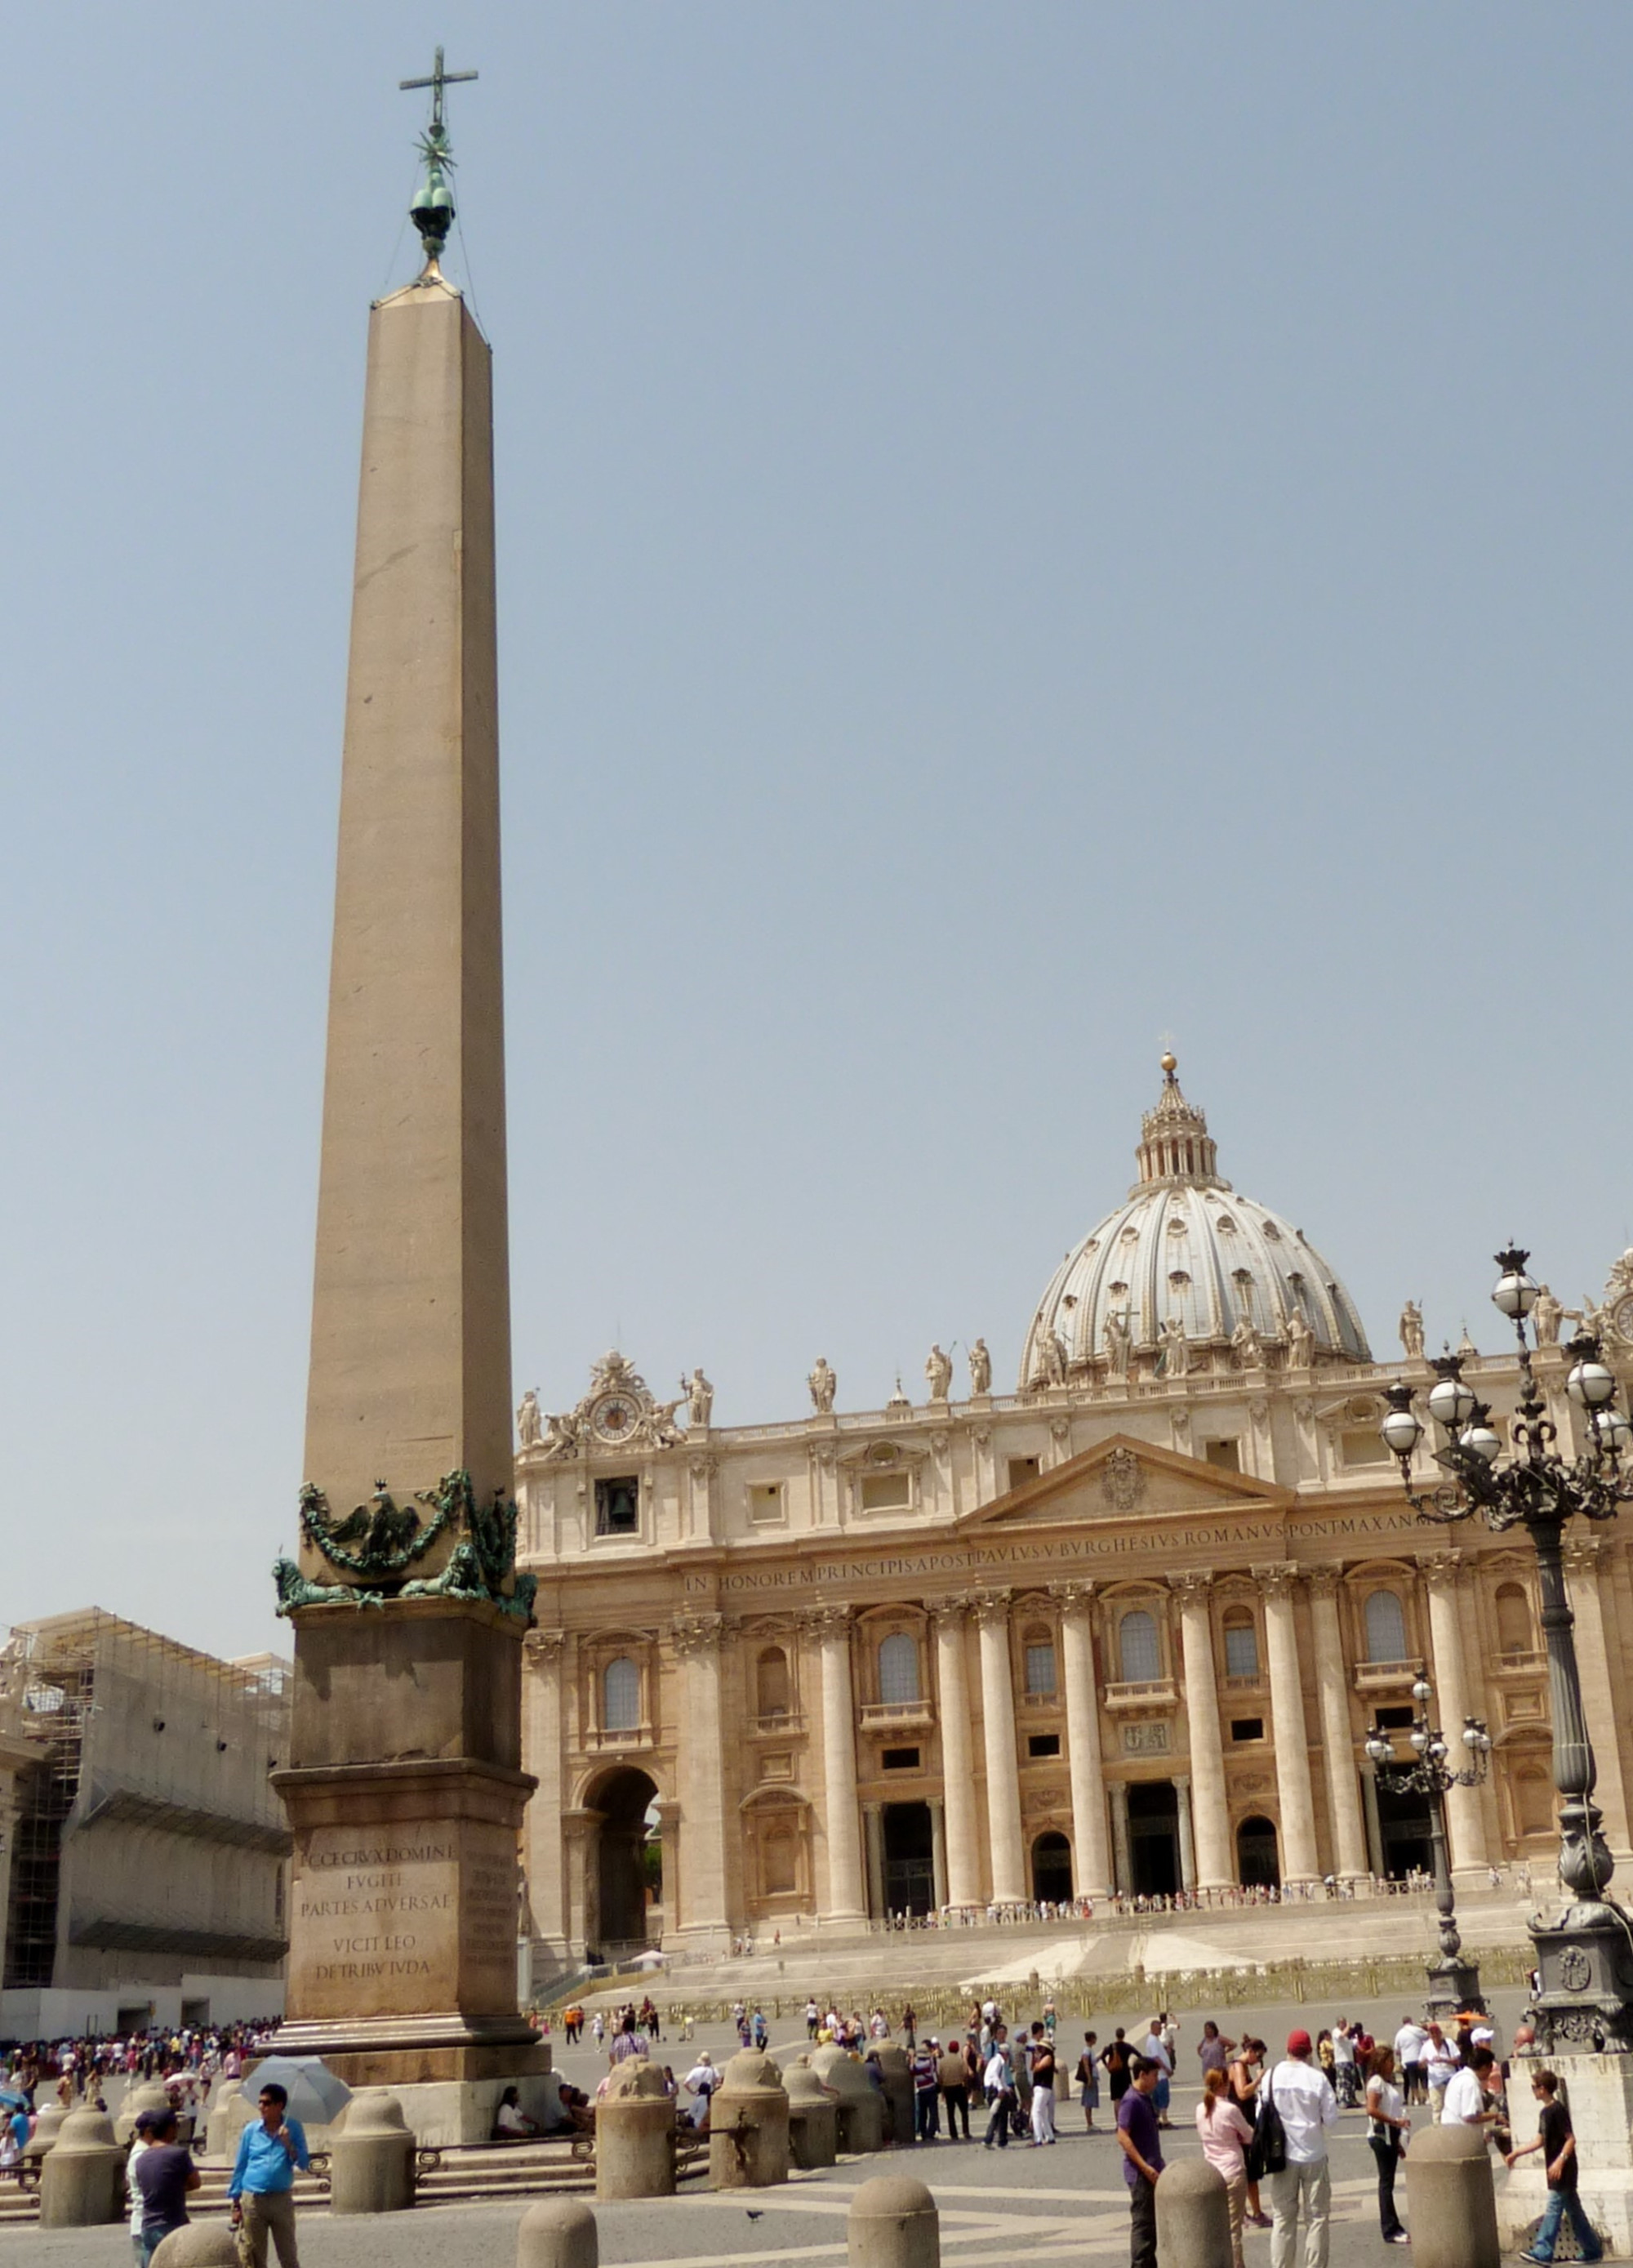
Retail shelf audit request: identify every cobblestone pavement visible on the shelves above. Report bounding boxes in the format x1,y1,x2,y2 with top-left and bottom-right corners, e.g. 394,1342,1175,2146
7,1987,1542,2266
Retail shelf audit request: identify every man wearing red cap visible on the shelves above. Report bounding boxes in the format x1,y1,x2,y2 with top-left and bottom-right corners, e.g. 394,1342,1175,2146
1266,2029,1338,2268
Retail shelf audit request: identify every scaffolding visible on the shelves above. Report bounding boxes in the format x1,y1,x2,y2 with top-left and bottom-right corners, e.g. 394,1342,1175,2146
1,1611,293,1992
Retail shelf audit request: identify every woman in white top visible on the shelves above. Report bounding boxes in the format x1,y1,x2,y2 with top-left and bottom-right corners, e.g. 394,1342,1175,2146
1195,2068,1254,2268
1365,2046,1411,2245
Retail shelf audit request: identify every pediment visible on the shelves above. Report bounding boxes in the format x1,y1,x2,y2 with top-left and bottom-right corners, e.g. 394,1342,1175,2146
959,1433,1291,1532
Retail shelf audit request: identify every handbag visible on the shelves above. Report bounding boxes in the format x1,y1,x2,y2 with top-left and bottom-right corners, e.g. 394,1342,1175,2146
1253,2088,1288,2178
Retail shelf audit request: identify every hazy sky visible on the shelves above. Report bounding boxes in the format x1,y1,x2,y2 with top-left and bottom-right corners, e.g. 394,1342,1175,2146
6,5,1633,1662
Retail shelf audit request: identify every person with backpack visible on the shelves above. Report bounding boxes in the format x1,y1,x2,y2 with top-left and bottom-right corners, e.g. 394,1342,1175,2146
1265,2029,1338,2268
1101,2028,1132,2107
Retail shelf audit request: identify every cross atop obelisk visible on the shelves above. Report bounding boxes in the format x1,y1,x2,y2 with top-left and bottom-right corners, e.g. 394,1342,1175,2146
399,47,478,273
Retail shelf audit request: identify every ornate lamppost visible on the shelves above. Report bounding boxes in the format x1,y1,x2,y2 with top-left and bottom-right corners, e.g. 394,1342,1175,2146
1364,1669,1493,2019
1379,1248,1633,2052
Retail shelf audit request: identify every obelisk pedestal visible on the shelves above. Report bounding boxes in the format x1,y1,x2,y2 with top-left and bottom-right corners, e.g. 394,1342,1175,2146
270,261,548,2143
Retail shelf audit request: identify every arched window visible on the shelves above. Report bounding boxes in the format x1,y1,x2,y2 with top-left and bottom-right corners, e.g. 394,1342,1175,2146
1515,1770,1554,1838
763,1825,798,1895
878,1633,920,1704
1221,1611,1259,1679
1024,1627,1057,1696
1495,1583,1533,1657
603,1655,640,1732
1364,1589,1408,1663
756,1646,791,1718
1119,1609,1161,1684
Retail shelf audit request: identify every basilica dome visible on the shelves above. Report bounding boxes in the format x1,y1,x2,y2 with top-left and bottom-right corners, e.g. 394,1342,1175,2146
1018,1058,1371,1390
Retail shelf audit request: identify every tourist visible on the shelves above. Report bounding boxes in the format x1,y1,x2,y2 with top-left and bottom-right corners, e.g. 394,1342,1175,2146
751,2008,768,2051
1422,2022,1460,2119
1443,2044,1501,2132
1506,2068,1604,2265
1139,2016,1173,2128
227,2081,309,2268
1364,2045,1411,2246
1115,2056,1165,2268
590,2012,605,2048
981,2028,1016,2150
1197,2020,1235,2080
125,2108,158,2264
1229,2036,1272,2227
1075,2030,1101,2131
1028,2021,1057,2145
682,2051,717,2130
1265,2030,1338,2268
1195,2066,1253,2268
135,2108,200,2265
913,2038,941,2141
492,2086,541,2141
1394,2013,1428,2105
937,2034,971,2140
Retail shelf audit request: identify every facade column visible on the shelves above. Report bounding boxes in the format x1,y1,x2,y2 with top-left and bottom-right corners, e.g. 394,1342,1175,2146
671,1614,730,1940
928,1797,949,1909
1307,1571,1368,1880
1564,1537,1633,1857
1053,1584,1111,1899
1256,1564,1321,1885
1171,1574,1232,1891
932,1601,983,1908
813,1608,866,1921
1175,1774,1196,1891
1362,1767,1384,1878
564,1809,597,1955
522,1629,569,1958
1110,1780,1132,1894
863,1802,886,1919
1420,1554,1490,1877
974,1592,1027,1905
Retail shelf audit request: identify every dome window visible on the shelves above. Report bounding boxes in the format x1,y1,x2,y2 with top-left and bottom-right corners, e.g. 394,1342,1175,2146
1217,1216,1238,1234
1110,1279,1129,1297
1168,1217,1187,1236
1168,1269,1190,1290
1261,1220,1281,1240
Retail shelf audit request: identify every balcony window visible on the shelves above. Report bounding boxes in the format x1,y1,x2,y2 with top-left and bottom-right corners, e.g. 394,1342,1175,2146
603,1655,640,1733
878,1633,920,1704
1222,1617,1259,1679
1024,1639,1057,1697
1119,1609,1161,1685
1496,1582,1533,1657
756,1645,791,1719
1364,1589,1408,1664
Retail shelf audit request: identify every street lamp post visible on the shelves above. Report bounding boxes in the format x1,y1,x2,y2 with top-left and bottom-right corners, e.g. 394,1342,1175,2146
1364,1670,1492,2020
1379,1247,1633,2053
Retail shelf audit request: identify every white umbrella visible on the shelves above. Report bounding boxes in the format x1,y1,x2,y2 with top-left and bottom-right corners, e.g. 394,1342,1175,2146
238,2056,353,2128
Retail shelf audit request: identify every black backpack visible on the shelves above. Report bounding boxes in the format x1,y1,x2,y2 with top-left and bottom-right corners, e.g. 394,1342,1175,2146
1253,2086,1288,2178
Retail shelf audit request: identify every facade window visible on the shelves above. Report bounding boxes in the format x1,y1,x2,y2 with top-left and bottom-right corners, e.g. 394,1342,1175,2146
1008,1457,1041,1490
594,1477,639,1536
756,1646,790,1718
878,1633,920,1704
861,1472,912,1512
1118,1609,1161,1684
763,1826,797,1895
1204,1440,1241,1473
1230,1717,1265,1743
1024,1636,1057,1695
603,1655,640,1732
1222,1616,1259,1678
1027,1732,1061,1758
1363,1588,1408,1662
1496,1583,1533,1656
882,1746,920,1771
749,1482,785,1523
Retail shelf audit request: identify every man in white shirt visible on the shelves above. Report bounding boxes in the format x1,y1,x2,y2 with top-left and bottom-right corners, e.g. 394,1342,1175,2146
1266,2029,1339,2268
1394,2017,1428,2105
1422,2024,1460,2119
1441,2046,1499,2131
1139,2018,1173,2128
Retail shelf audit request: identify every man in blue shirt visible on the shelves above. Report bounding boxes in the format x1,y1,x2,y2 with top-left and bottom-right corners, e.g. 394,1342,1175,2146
1116,2056,1165,2268
228,2082,309,2267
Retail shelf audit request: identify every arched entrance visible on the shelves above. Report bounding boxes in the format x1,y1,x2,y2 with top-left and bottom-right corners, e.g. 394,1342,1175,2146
1128,1781,1180,1896
883,1801,935,1916
589,1766,660,1955
1031,1830,1073,1904
1235,1815,1280,1888
1375,1782,1434,1879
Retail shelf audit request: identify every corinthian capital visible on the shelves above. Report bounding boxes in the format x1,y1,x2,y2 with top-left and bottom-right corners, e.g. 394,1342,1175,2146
970,1588,1013,1629
524,1626,567,1663
1417,1549,1465,1593
1168,1571,1215,1603
1253,1562,1301,1600
670,1611,725,1660
1564,1534,1609,1578
798,1603,852,1638
1048,1580,1097,1614
1306,1568,1341,1602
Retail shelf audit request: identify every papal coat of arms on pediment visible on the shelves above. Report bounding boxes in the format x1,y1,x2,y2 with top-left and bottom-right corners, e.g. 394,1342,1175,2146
1100,1445,1146,1513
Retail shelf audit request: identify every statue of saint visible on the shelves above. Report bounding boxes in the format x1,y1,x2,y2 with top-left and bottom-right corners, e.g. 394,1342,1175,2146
1103,1310,1132,1382
968,1337,992,1395
1033,1326,1067,1388
1399,1299,1426,1360
516,1388,543,1449
1230,1314,1262,1369
808,1357,838,1415
1161,1314,1190,1378
1533,1286,1563,1348
682,1367,714,1425
644,1397,683,1447
1284,1309,1315,1370
924,1343,953,1401
541,1408,580,1457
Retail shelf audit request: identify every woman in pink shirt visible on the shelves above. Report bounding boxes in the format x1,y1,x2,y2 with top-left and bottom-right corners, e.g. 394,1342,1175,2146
1196,2066,1255,2268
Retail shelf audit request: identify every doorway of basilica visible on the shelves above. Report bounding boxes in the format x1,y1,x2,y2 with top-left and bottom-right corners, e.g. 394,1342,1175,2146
1235,1814,1280,1888
590,1765,660,1953
1375,1782,1434,1880
883,1801,935,1915
1032,1830,1072,1904
1128,1780,1180,1896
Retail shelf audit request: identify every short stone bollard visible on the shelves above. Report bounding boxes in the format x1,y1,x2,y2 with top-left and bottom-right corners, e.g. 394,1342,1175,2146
1404,2122,1502,2268
518,2198,598,2268
785,2056,839,2169
23,2098,68,2169
810,2043,886,2154
848,2174,938,2268
1155,2158,1231,2267
872,2047,914,2148
150,2227,242,2267
595,2061,675,2199
114,2082,173,2148
38,2107,126,2227
709,2047,789,2190
328,2088,416,2214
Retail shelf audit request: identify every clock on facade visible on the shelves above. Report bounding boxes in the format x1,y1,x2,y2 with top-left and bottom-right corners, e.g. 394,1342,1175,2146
590,1394,639,1443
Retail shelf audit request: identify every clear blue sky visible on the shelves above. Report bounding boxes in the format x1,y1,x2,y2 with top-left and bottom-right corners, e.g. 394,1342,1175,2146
5,5,1632,1660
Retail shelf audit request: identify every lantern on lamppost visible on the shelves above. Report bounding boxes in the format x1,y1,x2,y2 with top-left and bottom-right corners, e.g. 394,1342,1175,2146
1364,1670,1493,2020
1379,1249,1633,2052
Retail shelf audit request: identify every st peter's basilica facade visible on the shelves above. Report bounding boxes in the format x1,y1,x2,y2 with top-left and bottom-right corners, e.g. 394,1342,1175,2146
514,1062,1633,1963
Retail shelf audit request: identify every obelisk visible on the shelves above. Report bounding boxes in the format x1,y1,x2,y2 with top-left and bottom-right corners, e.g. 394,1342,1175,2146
270,60,544,2130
